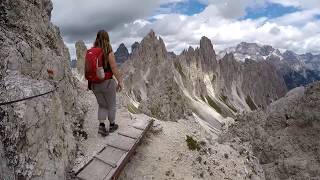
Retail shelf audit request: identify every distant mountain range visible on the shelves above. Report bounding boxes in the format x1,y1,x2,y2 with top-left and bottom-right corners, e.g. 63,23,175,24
116,40,320,90
119,31,287,130
218,42,320,89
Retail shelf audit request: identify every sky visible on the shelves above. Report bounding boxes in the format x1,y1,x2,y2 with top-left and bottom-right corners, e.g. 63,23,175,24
51,0,320,59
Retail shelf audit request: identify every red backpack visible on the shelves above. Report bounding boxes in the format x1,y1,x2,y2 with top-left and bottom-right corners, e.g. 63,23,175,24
85,47,113,83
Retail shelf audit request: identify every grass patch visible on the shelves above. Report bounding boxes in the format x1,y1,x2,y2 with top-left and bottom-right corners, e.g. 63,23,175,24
186,135,200,151
246,95,257,111
174,61,186,79
206,96,222,114
127,103,141,114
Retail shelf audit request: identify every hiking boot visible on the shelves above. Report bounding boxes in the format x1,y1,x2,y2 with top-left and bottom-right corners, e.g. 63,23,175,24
98,125,109,137
109,123,119,133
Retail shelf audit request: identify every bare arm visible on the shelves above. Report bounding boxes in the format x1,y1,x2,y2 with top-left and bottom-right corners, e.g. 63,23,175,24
108,52,123,84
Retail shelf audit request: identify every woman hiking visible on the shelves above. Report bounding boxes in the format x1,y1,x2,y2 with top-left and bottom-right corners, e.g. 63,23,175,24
85,30,124,136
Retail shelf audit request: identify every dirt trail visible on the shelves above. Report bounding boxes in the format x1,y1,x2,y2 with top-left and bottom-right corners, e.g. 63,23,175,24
72,90,264,179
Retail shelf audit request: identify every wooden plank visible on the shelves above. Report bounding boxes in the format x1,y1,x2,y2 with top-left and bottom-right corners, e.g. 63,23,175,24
77,159,113,180
95,146,126,168
106,134,136,152
76,119,154,180
118,126,142,139
105,119,154,180
130,119,150,130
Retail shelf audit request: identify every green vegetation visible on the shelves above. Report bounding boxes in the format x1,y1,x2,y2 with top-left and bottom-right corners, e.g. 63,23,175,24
127,103,141,114
246,95,257,110
220,95,228,103
150,106,161,117
226,104,237,113
219,95,237,113
206,96,222,114
186,135,200,151
174,61,186,79
200,94,206,102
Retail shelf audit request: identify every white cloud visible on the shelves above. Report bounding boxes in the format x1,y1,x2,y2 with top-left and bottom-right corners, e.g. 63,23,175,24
115,4,320,55
51,0,186,43
272,9,320,26
197,0,266,19
52,0,320,59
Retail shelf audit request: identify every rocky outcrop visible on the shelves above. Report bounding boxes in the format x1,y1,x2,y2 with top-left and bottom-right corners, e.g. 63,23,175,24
114,43,129,64
75,40,87,75
0,0,87,179
221,82,320,179
240,59,287,108
131,42,140,55
121,30,192,121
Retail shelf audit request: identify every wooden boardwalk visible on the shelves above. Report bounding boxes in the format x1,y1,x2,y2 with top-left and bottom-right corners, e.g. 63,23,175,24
76,118,153,180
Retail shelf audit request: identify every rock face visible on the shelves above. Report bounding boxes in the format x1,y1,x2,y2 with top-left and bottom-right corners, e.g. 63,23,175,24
131,42,140,55
122,31,287,130
221,82,320,179
121,31,192,122
220,42,320,90
279,51,320,89
114,43,129,64
0,0,86,179
217,54,287,110
75,40,87,75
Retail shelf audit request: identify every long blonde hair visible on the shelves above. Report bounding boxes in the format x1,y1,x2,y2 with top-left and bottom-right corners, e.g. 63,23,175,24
94,30,113,67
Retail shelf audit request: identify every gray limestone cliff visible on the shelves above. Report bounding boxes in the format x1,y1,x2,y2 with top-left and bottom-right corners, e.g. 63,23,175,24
75,41,87,76
221,82,320,179
0,0,87,179
121,31,191,121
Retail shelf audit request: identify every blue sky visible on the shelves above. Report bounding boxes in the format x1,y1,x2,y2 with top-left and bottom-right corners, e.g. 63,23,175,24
244,2,300,19
158,0,206,15
52,0,320,58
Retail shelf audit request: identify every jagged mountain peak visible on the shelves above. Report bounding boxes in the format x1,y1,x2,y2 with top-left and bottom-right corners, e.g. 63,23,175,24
199,36,215,52
222,52,235,60
148,29,156,38
283,50,298,60
135,30,168,59
198,36,217,71
236,42,261,54
115,43,129,54
118,43,127,49
115,43,129,64
131,41,140,53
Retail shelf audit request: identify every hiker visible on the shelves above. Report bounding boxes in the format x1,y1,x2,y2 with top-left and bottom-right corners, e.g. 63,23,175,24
85,30,124,136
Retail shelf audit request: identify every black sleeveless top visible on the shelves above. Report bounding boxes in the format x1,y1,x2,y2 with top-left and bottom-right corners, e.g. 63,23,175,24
102,52,112,73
